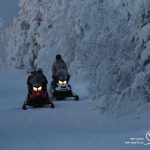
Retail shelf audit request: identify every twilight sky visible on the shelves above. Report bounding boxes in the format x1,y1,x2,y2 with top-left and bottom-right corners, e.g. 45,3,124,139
0,0,20,26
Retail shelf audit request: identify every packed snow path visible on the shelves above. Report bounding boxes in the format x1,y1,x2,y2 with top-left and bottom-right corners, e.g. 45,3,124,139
0,70,149,150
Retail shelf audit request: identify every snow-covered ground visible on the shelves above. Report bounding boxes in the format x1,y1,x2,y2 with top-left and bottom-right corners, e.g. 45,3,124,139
0,70,150,150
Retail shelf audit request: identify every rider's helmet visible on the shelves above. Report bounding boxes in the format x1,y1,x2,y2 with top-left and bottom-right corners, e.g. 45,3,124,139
56,54,62,60
36,68,43,74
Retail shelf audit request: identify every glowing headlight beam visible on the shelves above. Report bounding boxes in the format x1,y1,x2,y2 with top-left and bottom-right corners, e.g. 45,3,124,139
38,86,42,91
63,80,67,84
33,87,38,91
59,80,67,85
59,81,63,84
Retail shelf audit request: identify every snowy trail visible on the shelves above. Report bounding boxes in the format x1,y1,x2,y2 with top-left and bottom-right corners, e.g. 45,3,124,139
0,70,149,150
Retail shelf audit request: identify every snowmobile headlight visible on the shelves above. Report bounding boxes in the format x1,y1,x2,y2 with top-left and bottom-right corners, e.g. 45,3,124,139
63,80,67,84
59,80,67,85
59,80,63,84
38,86,42,91
33,87,38,91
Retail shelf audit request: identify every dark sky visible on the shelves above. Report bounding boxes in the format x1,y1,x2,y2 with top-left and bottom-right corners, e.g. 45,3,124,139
0,0,20,26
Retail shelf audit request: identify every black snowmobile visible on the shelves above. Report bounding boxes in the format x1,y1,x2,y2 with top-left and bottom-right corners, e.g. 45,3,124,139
50,69,79,101
22,73,55,110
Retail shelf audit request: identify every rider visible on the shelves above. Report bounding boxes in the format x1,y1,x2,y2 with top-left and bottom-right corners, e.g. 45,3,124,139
27,68,55,108
27,68,48,92
52,54,70,83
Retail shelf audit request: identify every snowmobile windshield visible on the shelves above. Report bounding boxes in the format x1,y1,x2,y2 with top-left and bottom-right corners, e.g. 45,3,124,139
30,74,45,86
57,69,68,79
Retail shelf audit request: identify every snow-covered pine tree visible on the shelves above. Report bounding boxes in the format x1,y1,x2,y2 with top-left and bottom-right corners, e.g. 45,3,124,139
129,0,150,106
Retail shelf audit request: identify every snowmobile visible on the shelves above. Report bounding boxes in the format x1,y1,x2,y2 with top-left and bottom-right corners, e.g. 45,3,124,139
50,69,79,101
22,75,54,110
